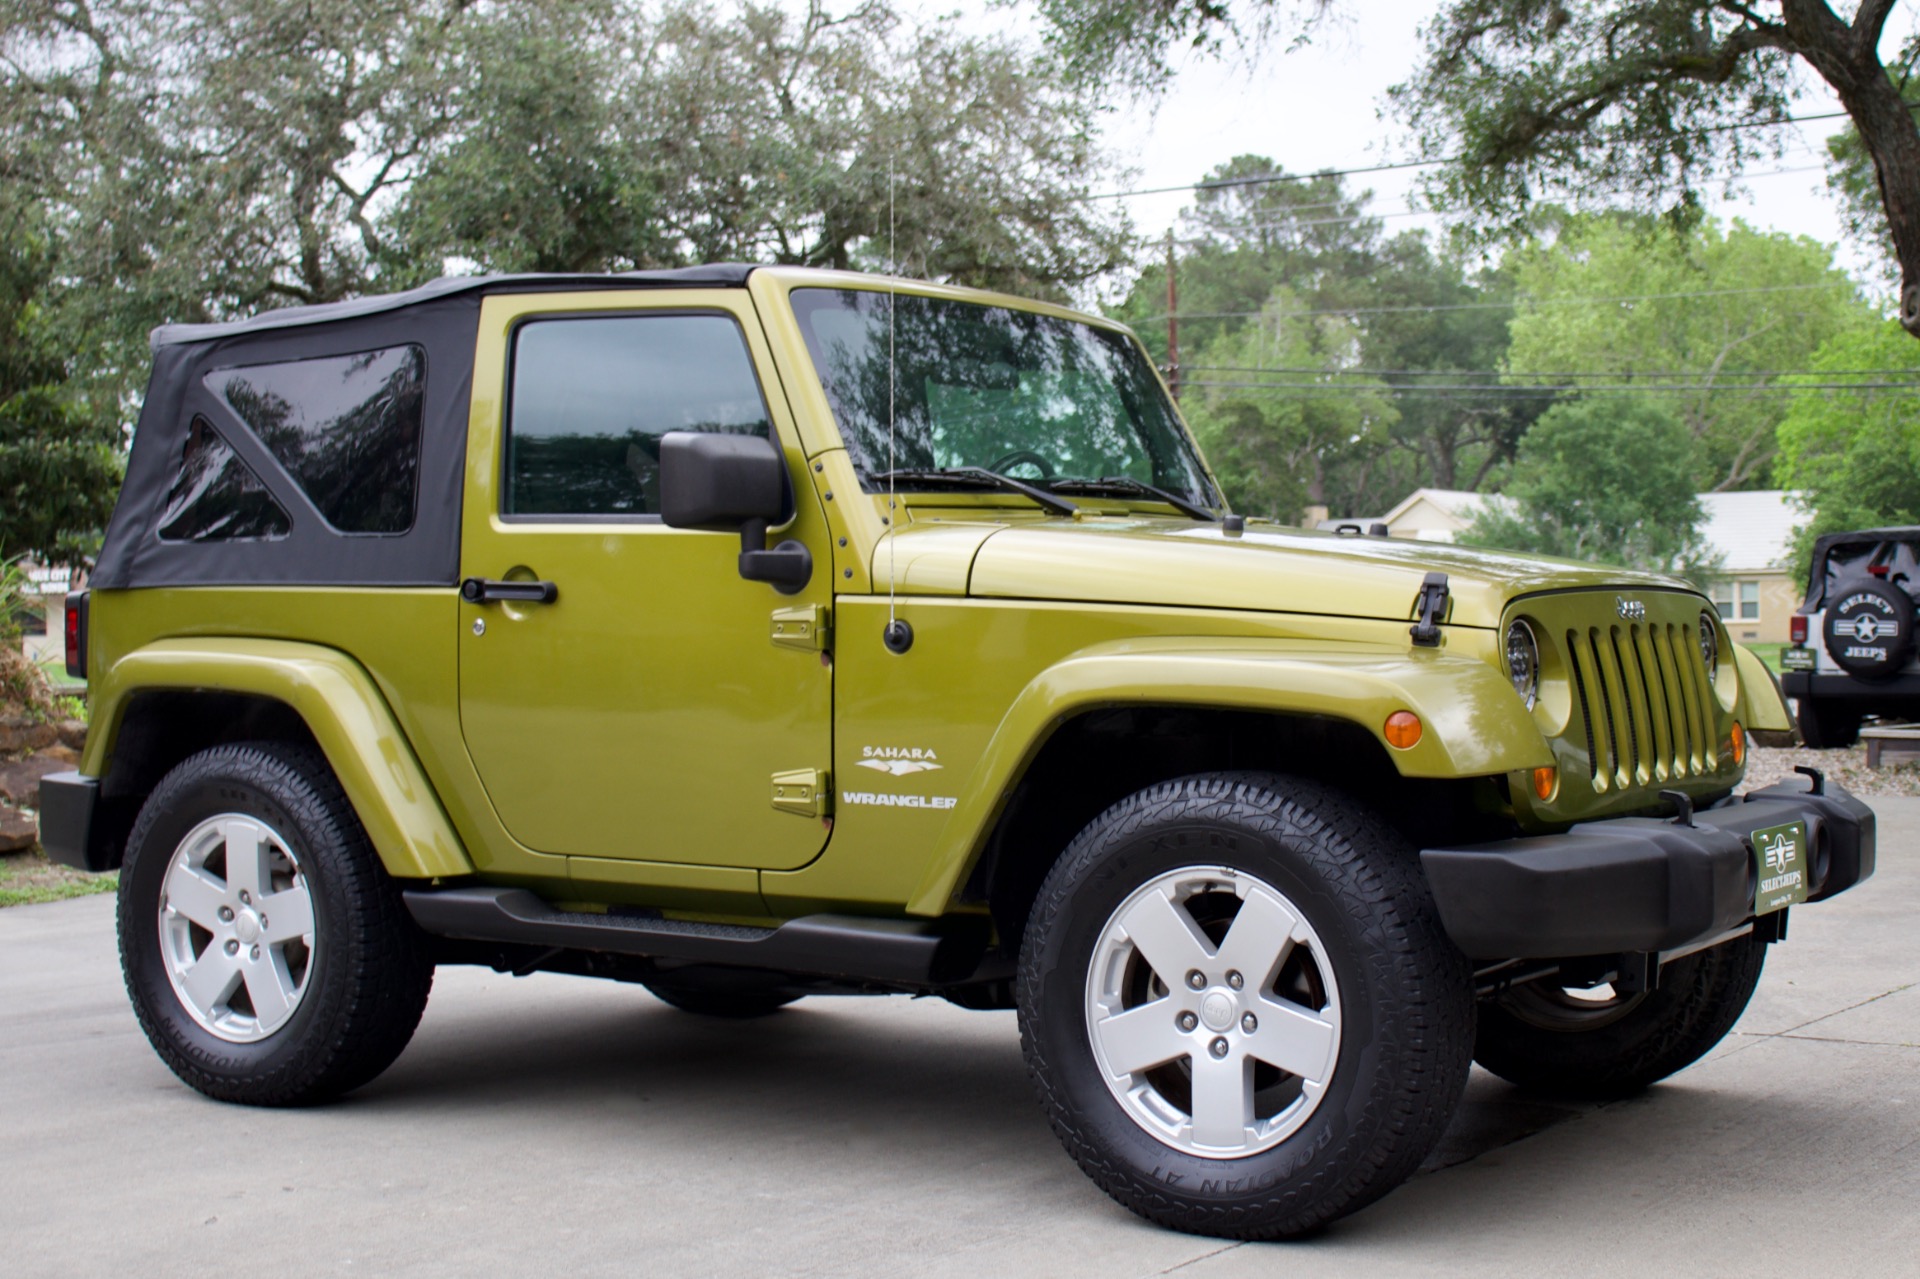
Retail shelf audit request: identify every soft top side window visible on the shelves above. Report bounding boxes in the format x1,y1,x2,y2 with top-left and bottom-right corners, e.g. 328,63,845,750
206,344,425,535
506,313,772,518
158,416,293,542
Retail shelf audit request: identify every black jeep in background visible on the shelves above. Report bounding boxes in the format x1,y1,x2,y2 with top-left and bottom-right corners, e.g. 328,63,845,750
1782,526,1920,747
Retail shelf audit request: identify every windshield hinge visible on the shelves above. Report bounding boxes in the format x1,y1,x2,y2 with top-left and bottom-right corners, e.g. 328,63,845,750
1410,572,1450,647
771,604,830,653
772,769,830,818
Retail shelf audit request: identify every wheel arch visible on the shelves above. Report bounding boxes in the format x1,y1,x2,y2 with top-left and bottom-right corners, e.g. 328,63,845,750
83,638,471,879
905,637,1550,929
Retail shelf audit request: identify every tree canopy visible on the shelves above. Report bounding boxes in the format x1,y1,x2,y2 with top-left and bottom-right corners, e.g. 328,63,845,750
1774,318,1920,575
1454,396,1717,580
1038,2,1920,339
1502,212,1867,491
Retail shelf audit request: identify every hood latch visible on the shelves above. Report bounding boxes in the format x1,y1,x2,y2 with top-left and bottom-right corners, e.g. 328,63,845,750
1410,572,1450,647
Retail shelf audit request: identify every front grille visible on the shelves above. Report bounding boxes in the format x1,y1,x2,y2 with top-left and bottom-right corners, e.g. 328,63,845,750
1565,622,1718,792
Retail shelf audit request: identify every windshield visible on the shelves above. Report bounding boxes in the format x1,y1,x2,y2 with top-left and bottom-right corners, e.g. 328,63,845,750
790,288,1217,507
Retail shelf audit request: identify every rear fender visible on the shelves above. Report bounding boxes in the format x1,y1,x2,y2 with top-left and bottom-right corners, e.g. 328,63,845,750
905,636,1549,915
83,638,472,879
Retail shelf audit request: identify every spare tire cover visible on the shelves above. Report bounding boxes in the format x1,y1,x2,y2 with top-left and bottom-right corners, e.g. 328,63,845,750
1823,577,1916,679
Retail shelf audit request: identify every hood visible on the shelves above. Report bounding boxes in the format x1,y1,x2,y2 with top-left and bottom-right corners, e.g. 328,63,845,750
921,517,1693,629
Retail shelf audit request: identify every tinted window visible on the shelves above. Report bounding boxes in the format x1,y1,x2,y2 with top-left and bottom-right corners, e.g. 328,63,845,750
158,417,293,542
506,314,772,516
207,345,424,534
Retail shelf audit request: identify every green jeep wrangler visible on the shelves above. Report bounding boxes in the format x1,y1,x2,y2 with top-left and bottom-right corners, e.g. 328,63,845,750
42,266,1875,1238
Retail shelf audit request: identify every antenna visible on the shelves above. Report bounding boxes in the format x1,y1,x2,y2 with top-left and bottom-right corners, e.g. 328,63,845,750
882,158,911,655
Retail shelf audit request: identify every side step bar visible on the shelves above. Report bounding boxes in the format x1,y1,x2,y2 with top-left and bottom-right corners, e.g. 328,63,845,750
403,887,987,987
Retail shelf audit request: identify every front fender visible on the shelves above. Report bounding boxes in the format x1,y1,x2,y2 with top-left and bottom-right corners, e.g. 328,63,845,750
83,638,472,879
1733,643,1794,733
904,636,1549,915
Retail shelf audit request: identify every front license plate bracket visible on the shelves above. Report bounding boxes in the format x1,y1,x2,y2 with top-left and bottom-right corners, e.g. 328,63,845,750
1751,820,1811,915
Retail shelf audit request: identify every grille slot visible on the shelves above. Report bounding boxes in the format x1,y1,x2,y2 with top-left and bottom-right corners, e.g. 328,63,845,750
1567,621,1717,792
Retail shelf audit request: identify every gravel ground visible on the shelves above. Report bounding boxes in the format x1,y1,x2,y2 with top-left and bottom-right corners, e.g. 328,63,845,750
1743,742,1920,797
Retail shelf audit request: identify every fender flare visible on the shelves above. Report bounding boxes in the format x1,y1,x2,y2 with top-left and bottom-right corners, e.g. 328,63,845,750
904,636,1549,915
1733,642,1794,733
84,638,472,879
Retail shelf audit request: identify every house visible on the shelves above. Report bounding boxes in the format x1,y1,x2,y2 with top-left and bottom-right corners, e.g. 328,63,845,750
1324,488,1803,644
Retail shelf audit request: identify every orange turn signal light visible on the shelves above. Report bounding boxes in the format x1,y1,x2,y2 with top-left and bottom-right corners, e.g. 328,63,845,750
1384,711,1423,750
1730,721,1746,766
1532,766,1558,801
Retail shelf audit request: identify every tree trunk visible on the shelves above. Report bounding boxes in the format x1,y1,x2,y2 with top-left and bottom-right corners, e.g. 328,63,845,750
1783,1,1920,336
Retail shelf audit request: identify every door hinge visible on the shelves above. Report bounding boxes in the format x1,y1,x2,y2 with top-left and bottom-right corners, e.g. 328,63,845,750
771,768,830,818
771,604,830,653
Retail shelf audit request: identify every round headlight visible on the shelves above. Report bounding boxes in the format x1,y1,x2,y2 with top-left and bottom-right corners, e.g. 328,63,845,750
1698,610,1719,676
1505,618,1540,709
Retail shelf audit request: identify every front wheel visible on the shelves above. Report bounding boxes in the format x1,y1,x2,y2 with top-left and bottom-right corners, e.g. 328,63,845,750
1017,773,1475,1239
118,742,434,1106
1474,932,1767,1100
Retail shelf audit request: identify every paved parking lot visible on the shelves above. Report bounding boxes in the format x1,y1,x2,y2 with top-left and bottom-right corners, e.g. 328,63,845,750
4,799,1916,1277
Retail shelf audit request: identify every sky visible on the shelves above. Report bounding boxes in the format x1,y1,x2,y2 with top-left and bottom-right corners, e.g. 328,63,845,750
910,0,1916,304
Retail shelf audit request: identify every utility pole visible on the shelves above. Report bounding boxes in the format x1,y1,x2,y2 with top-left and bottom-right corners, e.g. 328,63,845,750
1165,228,1180,402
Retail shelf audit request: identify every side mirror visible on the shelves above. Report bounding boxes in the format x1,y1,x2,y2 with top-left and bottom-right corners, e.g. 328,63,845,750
659,432,812,595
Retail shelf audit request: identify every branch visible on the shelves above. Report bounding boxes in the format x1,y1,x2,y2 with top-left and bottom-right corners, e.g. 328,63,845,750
1854,0,1897,49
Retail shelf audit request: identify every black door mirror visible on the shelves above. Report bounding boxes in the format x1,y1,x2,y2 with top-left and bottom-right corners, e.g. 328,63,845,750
659,432,812,594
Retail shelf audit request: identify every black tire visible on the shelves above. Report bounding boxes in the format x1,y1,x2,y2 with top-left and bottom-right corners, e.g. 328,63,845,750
1796,697,1862,749
1474,932,1766,1100
118,741,434,1106
1017,772,1475,1240
643,982,801,1019
1822,577,1915,680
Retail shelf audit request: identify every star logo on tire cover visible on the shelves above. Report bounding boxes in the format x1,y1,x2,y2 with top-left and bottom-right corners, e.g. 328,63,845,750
1850,615,1883,642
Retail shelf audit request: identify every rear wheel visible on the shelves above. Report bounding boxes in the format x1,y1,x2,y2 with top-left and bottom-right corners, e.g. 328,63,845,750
118,742,434,1105
1474,932,1767,1099
1017,772,1474,1239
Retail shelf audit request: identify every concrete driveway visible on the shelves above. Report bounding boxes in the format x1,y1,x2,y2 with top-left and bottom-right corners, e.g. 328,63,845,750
5,800,1915,1277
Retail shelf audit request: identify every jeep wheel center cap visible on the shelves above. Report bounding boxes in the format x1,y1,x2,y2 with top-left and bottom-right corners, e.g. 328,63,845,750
1200,990,1237,1032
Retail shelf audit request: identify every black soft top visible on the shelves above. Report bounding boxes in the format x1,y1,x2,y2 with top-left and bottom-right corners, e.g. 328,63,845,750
96,266,758,590
1805,526,1920,608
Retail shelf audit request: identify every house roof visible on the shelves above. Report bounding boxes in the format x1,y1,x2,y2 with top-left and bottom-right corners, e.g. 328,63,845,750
1699,490,1800,574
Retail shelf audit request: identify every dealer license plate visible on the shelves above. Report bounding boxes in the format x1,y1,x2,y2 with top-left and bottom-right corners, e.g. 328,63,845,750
1751,821,1810,914
1781,646,1815,671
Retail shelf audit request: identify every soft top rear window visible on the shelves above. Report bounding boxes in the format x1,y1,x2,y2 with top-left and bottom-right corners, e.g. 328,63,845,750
206,344,425,534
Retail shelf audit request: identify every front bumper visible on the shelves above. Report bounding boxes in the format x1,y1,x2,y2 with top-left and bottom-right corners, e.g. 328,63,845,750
1421,777,1874,959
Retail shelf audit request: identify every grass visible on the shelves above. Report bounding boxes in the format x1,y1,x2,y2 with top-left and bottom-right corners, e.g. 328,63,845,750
1745,642,1788,673
0,849,116,907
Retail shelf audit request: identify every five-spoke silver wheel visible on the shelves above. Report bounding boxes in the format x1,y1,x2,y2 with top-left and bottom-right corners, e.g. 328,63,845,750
158,814,317,1042
1084,865,1342,1158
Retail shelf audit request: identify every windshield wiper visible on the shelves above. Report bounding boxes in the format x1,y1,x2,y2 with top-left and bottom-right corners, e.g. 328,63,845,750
871,467,1079,516
1046,476,1219,522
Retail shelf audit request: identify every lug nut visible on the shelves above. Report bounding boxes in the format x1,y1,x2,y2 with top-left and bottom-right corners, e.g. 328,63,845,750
239,890,250,904
219,906,234,922
1226,970,1244,990
1186,970,1206,990
1241,1012,1258,1033
250,946,261,960
224,939,239,955
1210,1037,1230,1059
1177,1011,1198,1032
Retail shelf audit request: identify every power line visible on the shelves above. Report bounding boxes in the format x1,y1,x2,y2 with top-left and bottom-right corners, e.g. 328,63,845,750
1082,106,1895,202
1183,364,1920,379
1133,280,1854,324
1182,379,1920,396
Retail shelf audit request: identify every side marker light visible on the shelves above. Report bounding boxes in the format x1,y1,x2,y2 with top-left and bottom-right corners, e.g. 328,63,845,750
1532,767,1558,801
1383,711,1422,750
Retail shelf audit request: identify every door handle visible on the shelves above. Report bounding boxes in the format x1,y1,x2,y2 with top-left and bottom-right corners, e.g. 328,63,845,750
461,577,558,605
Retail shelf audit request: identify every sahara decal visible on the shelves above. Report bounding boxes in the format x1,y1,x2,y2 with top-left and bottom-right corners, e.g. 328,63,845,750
856,746,944,776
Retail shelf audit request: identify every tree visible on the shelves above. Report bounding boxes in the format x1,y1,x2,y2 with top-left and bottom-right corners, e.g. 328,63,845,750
1774,318,1920,575
1037,3,1920,339
0,199,121,566
1502,213,1866,490
1181,287,1396,521
1110,156,1540,514
1455,396,1717,580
